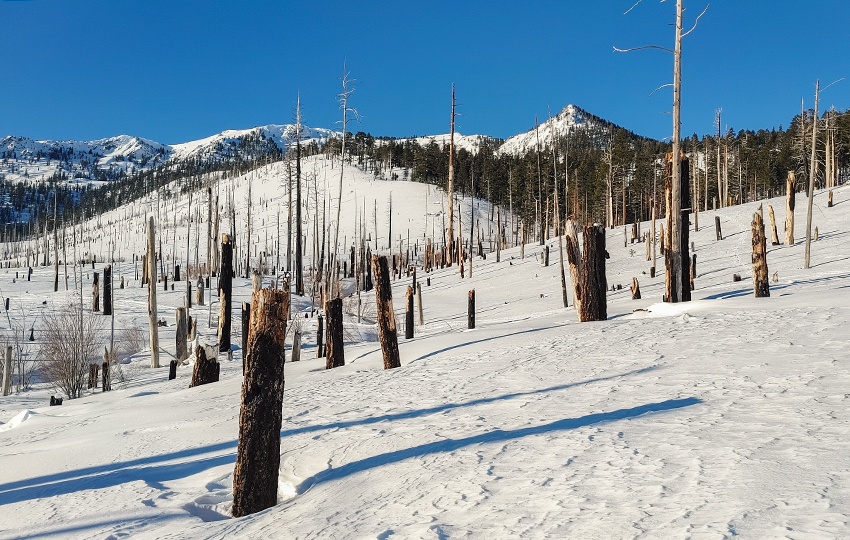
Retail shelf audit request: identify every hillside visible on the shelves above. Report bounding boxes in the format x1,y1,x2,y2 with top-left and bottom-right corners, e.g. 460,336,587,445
0,156,848,538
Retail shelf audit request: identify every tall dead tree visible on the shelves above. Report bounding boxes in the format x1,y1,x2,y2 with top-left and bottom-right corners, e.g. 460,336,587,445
447,85,456,266
752,212,770,298
218,234,233,352
804,80,820,269
578,224,606,322
785,172,795,245
372,255,401,369
232,287,289,518
325,297,344,369
295,96,304,296
147,217,160,368
103,264,112,316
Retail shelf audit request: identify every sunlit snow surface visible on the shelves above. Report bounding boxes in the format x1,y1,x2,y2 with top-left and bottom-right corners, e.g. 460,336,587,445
0,157,848,539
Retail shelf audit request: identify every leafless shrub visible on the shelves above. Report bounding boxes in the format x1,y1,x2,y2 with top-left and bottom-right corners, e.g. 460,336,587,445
117,326,147,360
40,302,106,399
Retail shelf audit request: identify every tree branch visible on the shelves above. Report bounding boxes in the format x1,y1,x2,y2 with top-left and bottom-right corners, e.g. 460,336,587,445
613,45,675,54
650,83,674,96
681,4,710,38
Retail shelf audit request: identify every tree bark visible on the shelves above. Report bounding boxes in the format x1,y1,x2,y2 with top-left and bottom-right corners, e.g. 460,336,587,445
715,216,722,241
92,272,100,312
752,212,770,298
565,220,582,315
468,289,475,329
291,330,301,362
103,265,112,316
316,314,324,358
371,255,401,369
190,343,220,387
785,172,795,245
631,277,641,300
218,234,233,352
147,217,160,368
579,224,607,322
767,205,780,245
176,307,188,363
2,346,11,396
416,282,424,326
232,288,288,518
325,297,345,369
405,286,414,339
241,301,251,363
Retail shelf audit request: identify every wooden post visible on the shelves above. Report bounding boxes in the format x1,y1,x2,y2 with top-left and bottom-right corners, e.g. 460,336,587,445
752,212,770,298
218,234,233,352
371,255,400,369
785,172,795,245
715,216,722,241
631,277,641,300
176,307,188,363
147,217,160,369
405,286,414,339
316,314,324,358
468,289,475,329
103,265,112,316
231,288,288,518
416,282,424,326
92,272,100,312
2,346,11,396
190,344,220,387
325,297,345,369
579,225,607,322
767,205,780,245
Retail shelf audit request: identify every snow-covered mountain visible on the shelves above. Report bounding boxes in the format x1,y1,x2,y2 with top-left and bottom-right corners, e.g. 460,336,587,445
497,104,616,155
396,133,499,154
0,124,337,185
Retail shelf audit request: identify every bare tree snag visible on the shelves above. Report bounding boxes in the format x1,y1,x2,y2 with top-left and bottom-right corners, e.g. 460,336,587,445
468,289,475,329
191,344,220,387
92,272,100,312
828,191,833,208
291,329,301,362
631,278,641,300
241,302,251,360
3,346,12,396
231,288,288,518
405,286,414,339
176,307,188,363
103,265,112,316
316,314,324,358
102,353,111,392
767,205,780,245
325,297,345,369
752,212,770,298
579,225,607,322
785,172,795,245
416,282,424,326
715,216,722,241
197,280,204,306
169,359,177,380
218,234,233,352
372,255,400,369
565,220,582,315
147,217,160,368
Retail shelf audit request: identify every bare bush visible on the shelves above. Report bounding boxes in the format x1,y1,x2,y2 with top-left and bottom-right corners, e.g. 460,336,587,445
117,326,147,360
343,293,376,324
40,303,106,399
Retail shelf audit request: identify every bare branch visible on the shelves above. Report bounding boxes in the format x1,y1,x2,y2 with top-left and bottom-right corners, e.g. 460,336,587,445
650,83,674,96
613,45,675,54
681,4,710,38
623,0,644,15
822,77,846,92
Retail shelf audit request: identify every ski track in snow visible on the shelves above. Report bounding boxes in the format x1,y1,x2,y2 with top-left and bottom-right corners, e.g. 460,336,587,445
0,158,848,539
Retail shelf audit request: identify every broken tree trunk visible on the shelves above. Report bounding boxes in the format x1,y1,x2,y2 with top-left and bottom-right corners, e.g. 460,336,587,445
565,220,582,315
176,307,188,363
3,346,12,396
578,224,607,322
241,302,251,364
405,286,414,339
316,315,324,358
752,212,770,298
416,282,424,326
631,277,641,300
785,172,795,245
325,297,345,369
231,288,288,518
372,255,401,369
767,205,780,245
715,216,722,241
468,289,475,329
218,234,233,352
92,272,100,312
190,344,220,387
147,217,160,369
103,265,112,316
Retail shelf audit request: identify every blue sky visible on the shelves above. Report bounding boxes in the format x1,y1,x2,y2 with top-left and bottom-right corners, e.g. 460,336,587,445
1,0,847,144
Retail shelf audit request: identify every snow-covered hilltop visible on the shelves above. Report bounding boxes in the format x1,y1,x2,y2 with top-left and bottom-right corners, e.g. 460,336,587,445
498,104,617,155
0,124,338,185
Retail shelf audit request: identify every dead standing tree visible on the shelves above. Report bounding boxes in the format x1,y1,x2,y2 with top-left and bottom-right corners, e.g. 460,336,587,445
232,287,289,518
752,212,770,298
372,255,401,369
579,224,607,322
147,217,160,369
218,234,233,352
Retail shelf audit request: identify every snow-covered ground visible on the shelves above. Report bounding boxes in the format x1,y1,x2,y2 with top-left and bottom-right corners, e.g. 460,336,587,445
0,160,848,539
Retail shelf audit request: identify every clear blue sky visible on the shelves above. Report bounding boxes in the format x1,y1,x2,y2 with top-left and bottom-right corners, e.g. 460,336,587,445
1,0,847,144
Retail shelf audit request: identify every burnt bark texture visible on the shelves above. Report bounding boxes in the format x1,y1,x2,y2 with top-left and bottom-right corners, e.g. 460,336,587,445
631,277,641,300
316,315,324,358
103,265,112,316
218,234,233,352
232,288,289,518
785,172,795,245
241,302,251,361
752,212,770,298
92,272,100,312
405,286,414,339
579,224,607,322
468,289,475,329
325,297,345,369
372,255,401,369
190,344,220,387
175,307,188,362
664,153,691,303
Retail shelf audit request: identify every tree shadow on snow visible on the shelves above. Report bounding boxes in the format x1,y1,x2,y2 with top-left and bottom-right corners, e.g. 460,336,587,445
296,397,702,494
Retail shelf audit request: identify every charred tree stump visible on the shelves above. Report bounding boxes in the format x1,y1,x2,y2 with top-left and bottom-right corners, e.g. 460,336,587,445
752,212,770,298
691,253,697,291
103,265,112,316
2,346,10,397
291,330,301,362
241,301,251,357
544,245,550,267
186,281,192,309
174,264,181,283
767,205,780,245
316,314,324,358
190,344,220,387
176,307,188,363
232,288,289,518
102,354,111,392
405,286,414,339
325,297,345,369
631,278,641,300
120,276,124,289
197,280,204,306
169,359,177,380
416,283,424,326
785,172,795,245
828,190,833,208
468,289,475,329
371,255,400,369
578,225,607,322
218,234,233,352
715,216,722,241
92,272,100,312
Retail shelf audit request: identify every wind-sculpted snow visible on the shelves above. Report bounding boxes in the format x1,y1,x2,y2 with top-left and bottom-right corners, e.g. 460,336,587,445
0,160,848,538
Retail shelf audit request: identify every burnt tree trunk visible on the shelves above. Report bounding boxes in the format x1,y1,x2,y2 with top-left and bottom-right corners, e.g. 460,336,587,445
325,297,345,369
168,359,177,380
232,288,289,518
371,255,400,369
92,272,100,312
175,307,188,363
468,289,475,329
715,216,722,241
752,212,770,298
578,225,607,322
565,220,582,315
103,265,112,316
631,277,641,300
785,172,795,245
218,234,233,352
316,314,324,358
241,301,251,361
190,344,220,387
405,286,414,339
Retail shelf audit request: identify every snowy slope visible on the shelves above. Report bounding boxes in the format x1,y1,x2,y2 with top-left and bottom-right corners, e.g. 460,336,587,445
498,104,615,155
396,133,498,154
0,158,849,539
